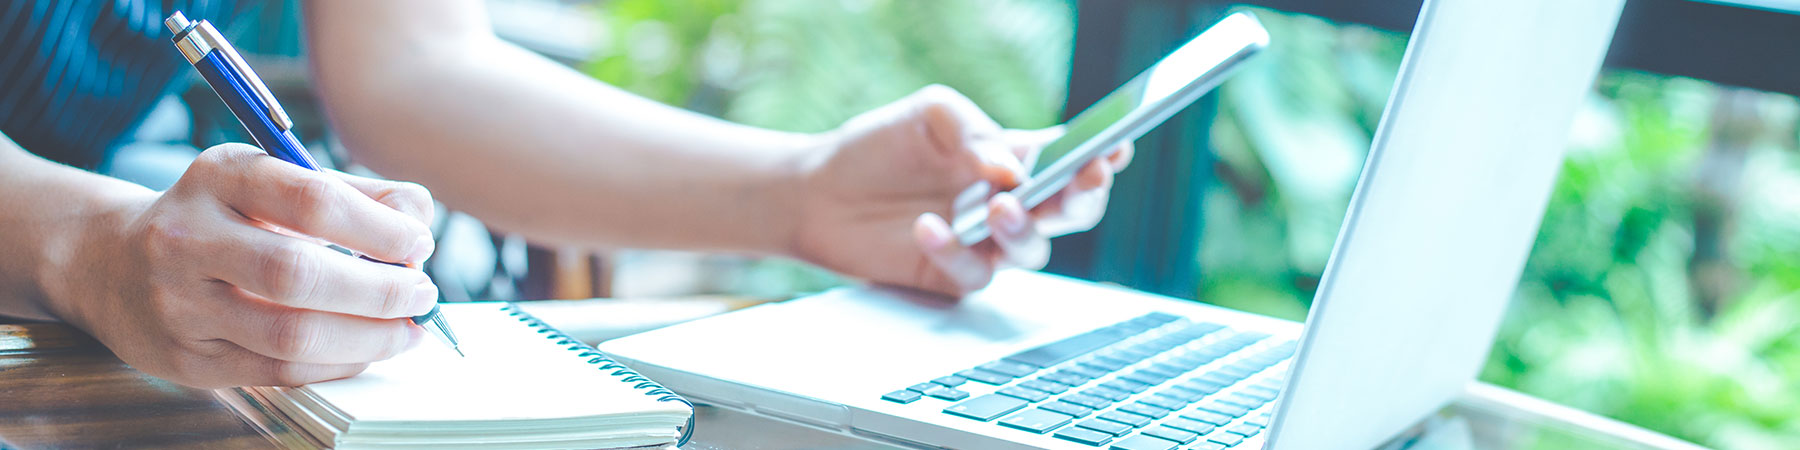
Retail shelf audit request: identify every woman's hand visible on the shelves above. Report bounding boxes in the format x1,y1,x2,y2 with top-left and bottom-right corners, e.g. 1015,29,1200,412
39,144,439,388
793,85,1132,296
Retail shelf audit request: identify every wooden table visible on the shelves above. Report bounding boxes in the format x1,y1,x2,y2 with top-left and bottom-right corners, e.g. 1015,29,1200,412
0,301,1706,450
0,323,269,449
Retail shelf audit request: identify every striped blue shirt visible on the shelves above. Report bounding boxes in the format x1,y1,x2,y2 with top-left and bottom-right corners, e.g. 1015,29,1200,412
0,0,250,170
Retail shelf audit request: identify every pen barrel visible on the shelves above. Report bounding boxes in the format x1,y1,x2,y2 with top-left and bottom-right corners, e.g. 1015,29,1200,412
191,52,320,171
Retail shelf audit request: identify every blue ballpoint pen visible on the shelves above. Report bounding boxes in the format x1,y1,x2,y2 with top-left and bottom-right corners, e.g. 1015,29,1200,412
164,12,463,357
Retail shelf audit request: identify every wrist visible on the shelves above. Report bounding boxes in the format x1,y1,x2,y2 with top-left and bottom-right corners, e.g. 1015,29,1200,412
32,190,154,327
772,131,835,261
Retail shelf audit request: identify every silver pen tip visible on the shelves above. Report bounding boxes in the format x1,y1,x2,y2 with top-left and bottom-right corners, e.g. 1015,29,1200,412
429,314,464,358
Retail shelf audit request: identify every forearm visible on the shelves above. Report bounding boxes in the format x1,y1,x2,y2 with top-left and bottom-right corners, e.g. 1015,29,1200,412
0,135,152,321
308,2,819,255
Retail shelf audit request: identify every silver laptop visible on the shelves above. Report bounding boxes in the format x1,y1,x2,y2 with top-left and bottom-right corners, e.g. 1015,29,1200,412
600,0,1624,449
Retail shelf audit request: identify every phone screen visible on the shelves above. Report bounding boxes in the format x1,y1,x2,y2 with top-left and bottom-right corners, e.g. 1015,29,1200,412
1029,19,1255,179
1029,84,1142,176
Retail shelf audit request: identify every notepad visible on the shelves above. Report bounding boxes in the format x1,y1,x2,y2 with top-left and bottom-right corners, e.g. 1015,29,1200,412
219,302,693,450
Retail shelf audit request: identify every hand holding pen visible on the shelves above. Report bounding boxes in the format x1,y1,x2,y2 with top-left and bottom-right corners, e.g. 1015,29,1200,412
164,11,461,357
3,11,459,387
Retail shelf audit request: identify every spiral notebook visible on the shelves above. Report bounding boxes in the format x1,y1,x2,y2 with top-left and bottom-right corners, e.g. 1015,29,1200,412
218,302,694,450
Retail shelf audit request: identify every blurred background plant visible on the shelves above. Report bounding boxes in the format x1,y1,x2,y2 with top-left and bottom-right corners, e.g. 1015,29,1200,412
574,0,1799,447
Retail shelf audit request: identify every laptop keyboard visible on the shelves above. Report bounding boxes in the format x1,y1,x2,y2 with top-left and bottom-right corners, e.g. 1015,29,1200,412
880,312,1295,449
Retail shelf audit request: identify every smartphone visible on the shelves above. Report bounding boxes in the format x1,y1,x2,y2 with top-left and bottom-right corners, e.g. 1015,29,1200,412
952,11,1269,246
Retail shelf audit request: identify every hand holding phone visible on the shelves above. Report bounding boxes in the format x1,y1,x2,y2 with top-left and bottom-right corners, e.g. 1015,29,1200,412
952,11,1269,246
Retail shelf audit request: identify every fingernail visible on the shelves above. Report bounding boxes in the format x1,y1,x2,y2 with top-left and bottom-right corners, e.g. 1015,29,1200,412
404,325,425,351
993,197,1026,234
404,235,435,264
999,211,1026,235
915,215,951,249
410,282,439,316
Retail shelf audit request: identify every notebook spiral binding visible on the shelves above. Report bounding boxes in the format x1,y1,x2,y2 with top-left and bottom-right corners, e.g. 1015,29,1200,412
501,304,696,447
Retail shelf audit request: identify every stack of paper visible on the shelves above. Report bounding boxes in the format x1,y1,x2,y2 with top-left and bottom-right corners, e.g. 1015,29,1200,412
224,302,692,449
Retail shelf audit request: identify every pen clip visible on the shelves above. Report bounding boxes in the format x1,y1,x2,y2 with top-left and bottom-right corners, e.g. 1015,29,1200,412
174,17,294,132
213,28,294,131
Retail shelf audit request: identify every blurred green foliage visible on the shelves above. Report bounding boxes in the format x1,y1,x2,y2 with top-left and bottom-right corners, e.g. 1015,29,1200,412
582,1,1800,447
585,0,1070,132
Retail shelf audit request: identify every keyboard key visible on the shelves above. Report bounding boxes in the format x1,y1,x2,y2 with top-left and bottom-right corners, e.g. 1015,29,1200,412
1195,401,1249,417
1110,347,1157,361
957,369,1013,385
1220,392,1268,408
1060,393,1113,410
924,386,969,401
1118,403,1170,419
1253,377,1285,391
1227,423,1262,437
1064,364,1110,379
1192,442,1228,450
1119,370,1173,386
1020,380,1070,394
1177,322,1226,337
1137,312,1182,324
1162,417,1216,434
906,383,938,393
881,389,922,404
1213,364,1257,379
1109,434,1180,450
1242,385,1280,400
1005,322,1145,369
931,375,967,387
1180,409,1233,426
943,395,1027,421
998,408,1073,434
1139,394,1189,410
1148,363,1190,377
1100,379,1151,394
1094,353,1141,366
997,386,1051,403
1041,371,1090,386
1197,372,1240,386
1244,353,1288,367
1161,359,1203,372
1096,410,1152,428
1140,364,1184,379
1199,344,1243,357
1174,379,1227,395
1178,351,1226,366
1169,356,1215,370
1153,388,1205,403
1133,343,1174,355
1040,400,1095,418
1053,426,1115,446
1244,415,1270,427
1083,386,1132,402
1076,419,1133,437
1225,360,1266,374
1081,358,1131,372
980,361,1040,377
1111,324,1154,336
1206,432,1245,447
1142,425,1199,444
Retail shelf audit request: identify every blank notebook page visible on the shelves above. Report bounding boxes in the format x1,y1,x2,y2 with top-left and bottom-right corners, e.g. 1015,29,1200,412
299,302,690,426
